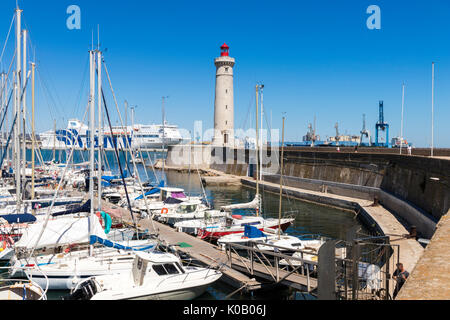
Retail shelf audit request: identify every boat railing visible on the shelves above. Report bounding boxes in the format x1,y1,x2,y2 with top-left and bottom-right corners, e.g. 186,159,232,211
224,241,319,292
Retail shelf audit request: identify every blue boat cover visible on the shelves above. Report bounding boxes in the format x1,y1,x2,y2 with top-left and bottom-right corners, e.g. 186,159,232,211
244,225,266,239
134,180,165,200
0,214,37,224
89,235,155,252
102,170,129,182
52,200,91,217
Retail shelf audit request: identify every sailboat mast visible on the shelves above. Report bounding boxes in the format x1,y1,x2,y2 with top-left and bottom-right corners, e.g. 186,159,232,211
52,119,56,161
97,49,102,213
255,85,259,216
31,62,35,210
15,7,22,209
260,85,263,181
278,116,285,240
400,83,405,155
1,73,4,165
89,50,95,256
161,96,167,177
22,29,27,186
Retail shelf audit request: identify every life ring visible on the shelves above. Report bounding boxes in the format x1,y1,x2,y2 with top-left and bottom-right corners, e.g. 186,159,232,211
241,236,249,240
96,211,112,234
161,208,169,214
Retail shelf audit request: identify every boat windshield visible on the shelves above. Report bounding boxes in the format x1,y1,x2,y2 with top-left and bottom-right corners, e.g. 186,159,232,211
176,204,197,214
152,263,181,275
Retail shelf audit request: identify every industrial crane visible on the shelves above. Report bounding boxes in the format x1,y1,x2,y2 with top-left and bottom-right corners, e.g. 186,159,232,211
375,101,390,147
334,122,341,146
359,114,372,146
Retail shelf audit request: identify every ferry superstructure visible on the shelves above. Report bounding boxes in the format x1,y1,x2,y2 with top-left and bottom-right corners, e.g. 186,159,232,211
39,119,183,150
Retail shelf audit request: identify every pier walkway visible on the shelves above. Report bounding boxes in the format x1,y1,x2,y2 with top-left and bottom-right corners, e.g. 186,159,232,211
100,200,317,293
397,211,450,300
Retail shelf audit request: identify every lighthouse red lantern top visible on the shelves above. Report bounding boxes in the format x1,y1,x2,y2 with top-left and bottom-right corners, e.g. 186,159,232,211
220,43,230,57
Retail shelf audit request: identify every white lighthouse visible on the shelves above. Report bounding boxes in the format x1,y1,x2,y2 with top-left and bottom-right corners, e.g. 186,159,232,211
212,43,235,147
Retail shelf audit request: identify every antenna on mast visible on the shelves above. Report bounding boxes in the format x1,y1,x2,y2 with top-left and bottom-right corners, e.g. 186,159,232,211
97,24,100,50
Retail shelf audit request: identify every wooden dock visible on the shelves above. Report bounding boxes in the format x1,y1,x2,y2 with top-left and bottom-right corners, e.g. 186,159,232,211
100,200,262,291
100,200,317,293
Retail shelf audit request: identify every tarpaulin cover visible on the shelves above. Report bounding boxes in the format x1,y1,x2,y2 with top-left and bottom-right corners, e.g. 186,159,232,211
134,180,165,200
52,200,91,217
0,214,37,224
164,197,183,205
244,225,266,239
102,170,129,182
89,235,155,252
15,216,106,249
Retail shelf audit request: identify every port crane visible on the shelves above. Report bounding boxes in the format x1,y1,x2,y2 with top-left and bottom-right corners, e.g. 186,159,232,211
359,114,372,146
334,122,341,146
374,101,390,147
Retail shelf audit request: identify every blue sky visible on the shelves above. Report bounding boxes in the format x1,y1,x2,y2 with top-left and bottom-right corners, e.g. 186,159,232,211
1,0,449,147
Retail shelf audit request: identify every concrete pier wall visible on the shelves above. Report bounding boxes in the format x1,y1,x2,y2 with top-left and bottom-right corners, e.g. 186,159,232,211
166,145,448,238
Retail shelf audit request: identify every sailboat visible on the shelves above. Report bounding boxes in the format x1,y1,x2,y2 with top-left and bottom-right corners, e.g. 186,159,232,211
197,86,294,241
7,46,155,291
254,116,325,258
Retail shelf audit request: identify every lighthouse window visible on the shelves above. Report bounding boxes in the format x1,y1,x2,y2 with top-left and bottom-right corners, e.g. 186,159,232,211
225,67,229,72
226,89,228,94
226,105,228,110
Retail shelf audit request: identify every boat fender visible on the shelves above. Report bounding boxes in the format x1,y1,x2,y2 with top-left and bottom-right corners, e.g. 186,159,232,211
96,211,112,234
161,208,169,214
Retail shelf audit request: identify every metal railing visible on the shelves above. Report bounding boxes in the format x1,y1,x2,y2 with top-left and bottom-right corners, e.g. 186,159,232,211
224,241,318,293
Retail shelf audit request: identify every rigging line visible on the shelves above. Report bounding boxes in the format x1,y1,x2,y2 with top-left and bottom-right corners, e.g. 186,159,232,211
28,130,79,259
35,55,66,114
145,149,159,184
102,59,157,233
0,88,13,131
36,66,59,121
239,93,254,132
27,105,91,258
0,49,16,102
0,14,15,70
73,55,89,118
0,113,17,166
36,62,63,121
100,85,137,229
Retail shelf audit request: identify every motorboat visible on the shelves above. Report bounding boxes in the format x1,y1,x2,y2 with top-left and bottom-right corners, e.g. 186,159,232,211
10,237,157,290
217,225,279,250
196,214,294,241
256,234,327,255
156,200,226,226
67,251,222,300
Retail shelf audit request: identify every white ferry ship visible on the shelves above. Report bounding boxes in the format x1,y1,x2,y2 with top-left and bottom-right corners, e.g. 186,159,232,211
39,119,183,150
